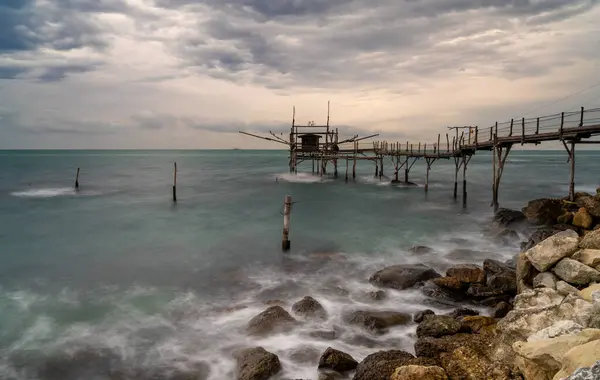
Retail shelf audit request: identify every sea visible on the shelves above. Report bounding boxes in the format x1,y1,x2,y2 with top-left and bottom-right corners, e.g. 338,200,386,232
0,149,599,380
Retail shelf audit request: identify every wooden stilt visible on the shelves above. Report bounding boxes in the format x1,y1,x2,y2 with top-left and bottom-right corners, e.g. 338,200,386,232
75,167,80,190
352,142,357,180
425,158,436,192
453,157,459,200
562,139,577,201
345,158,349,182
462,155,472,208
282,195,292,252
492,143,513,212
375,161,379,177
379,157,383,179
173,162,177,203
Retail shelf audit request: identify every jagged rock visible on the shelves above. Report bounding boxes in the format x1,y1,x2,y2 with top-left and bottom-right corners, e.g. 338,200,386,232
390,365,448,380
533,272,558,289
555,339,600,379
416,315,462,338
318,370,344,380
466,283,506,298
344,310,411,334
414,310,435,323
565,360,600,380
573,208,594,229
494,208,526,227
317,347,358,372
487,270,517,294
484,259,516,276
558,212,575,225
579,284,600,301
525,229,580,272
552,258,600,285
517,252,537,293
367,290,386,301
445,308,479,319
579,230,600,250
352,350,416,380
521,227,563,251
460,316,497,334
369,264,441,290
577,195,600,218
492,301,512,318
573,249,600,267
432,277,466,291
446,264,486,284
235,347,281,380
292,296,327,320
522,198,565,225
527,320,584,342
557,281,580,297
421,280,467,305
410,245,434,254
246,306,298,336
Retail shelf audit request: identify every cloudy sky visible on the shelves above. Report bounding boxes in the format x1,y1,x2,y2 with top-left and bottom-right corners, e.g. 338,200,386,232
1,0,600,149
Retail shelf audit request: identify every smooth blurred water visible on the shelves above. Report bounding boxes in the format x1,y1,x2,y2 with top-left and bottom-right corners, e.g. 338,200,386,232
0,149,598,379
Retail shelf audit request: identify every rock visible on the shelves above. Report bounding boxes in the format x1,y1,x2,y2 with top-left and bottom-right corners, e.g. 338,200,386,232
533,272,558,289
446,264,486,284
421,280,467,305
390,365,448,380
466,283,506,298
432,276,466,291
552,258,600,285
557,281,581,297
308,329,339,340
494,208,526,227
558,212,575,225
573,208,594,229
555,339,600,379
235,347,281,380
368,290,386,301
521,227,563,251
460,316,497,334
317,347,358,372
579,284,600,301
416,315,462,338
445,308,479,319
246,306,298,336
525,229,580,272
492,301,512,318
522,198,565,225
576,195,600,218
517,251,537,293
318,370,344,380
477,294,513,307
565,360,600,380
513,329,600,380
572,249,600,267
292,296,327,320
484,259,516,276
345,310,412,334
527,320,584,342
487,271,517,294
579,229,600,249
352,350,416,380
414,310,435,323
410,245,434,254
369,264,441,290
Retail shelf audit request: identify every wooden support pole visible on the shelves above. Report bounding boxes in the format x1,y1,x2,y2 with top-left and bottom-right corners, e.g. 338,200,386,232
570,140,575,201
509,118,513,136
172,162,177,203
282,195,292,252
489,126,493,141
437,134,440,155
345,158,348,182
453,158,459,200
404,158,409,183
521,118,525,145
425,158,436,192
495,121,498,139
75,167,80,190
560,112,565,137
353,142,357,180
492,142,497,210
379,156,383,179
375,160,379,177
536,118,540,134
579,107,584,127
462,156,469,208
492,144,513,212
446,134,450,152
474,127,478,148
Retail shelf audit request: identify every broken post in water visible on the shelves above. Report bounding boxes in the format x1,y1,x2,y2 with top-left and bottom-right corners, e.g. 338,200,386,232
173,162,177,203
74,167,80,190
282,195,292,252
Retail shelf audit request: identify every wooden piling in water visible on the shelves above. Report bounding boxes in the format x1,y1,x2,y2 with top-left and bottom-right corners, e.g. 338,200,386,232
173,162,177,203
74,167,80,190
282,195,292,251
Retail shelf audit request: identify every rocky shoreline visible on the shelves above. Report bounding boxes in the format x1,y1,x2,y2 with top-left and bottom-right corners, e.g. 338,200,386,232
234,191,600,380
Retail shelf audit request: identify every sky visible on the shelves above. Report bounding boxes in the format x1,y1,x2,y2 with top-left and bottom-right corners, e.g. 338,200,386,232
1,0,600,149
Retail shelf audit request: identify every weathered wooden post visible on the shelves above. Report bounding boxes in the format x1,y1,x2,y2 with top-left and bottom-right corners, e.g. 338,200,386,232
74,167,80,190
509,119,514,136
579,107,585,127
173,162,177,203
345,158,349,182
282,195,292,251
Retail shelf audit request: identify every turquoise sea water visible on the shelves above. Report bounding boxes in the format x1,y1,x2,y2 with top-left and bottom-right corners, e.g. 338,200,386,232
0,149,599,379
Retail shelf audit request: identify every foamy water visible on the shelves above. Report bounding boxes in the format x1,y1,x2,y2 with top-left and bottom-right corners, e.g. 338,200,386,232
10,187,101,198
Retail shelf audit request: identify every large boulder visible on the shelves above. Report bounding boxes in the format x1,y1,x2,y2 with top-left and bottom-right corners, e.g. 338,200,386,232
317,347,358,372
446,264,486,284
522,198,565,225
555,338,600,379
580,284,600,301
576,195,600,218
292,296,327,320
572,249,600,268
517,252,537,293
235,347,281,380
527,320,584,342
369,264,440,290
352,350,416,380
484,259,516,276
494,208,526,227
487,270,517,295
460,316,497,334
492,301,512,318
416,315,462,338
525,229,580,272
557,281,580,297
344,310,411,334
390,365,448,380
533,272,558,289
414,310,435,323
432,276,467,291
564,360,600,380
552,258,600,285
579,230,600,250
573,208,594,229
246,306,298,336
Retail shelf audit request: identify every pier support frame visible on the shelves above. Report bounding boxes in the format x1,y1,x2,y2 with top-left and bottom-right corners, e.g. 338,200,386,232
405,157,418,183
561,139,578,202
461,154,472,208
453,156,460,200
425,158,437,192
491,142,513,212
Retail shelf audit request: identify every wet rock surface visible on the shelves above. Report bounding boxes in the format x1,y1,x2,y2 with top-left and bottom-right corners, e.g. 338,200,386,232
369,264,441,290
317,347,358,372
235,347,281,380
246,306,298,336
292,296,327,320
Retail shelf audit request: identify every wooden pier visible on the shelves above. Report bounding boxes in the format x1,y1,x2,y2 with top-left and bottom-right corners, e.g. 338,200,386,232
239,105,600,210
